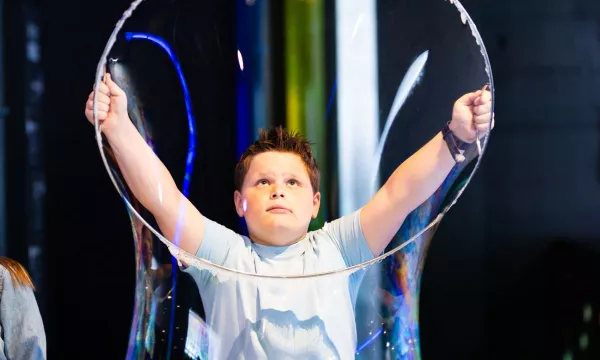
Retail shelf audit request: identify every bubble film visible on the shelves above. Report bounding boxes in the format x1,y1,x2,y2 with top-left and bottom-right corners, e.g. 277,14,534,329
91,0,494,358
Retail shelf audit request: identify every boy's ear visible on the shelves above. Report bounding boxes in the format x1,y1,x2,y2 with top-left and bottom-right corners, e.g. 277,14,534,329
312,192,321,219
234,190,245,217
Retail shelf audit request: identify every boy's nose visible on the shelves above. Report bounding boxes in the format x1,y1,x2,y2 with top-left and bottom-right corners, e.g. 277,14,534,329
271,187,285,198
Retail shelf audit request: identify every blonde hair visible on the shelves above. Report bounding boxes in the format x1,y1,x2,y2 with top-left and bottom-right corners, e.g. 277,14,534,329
0,257,35,290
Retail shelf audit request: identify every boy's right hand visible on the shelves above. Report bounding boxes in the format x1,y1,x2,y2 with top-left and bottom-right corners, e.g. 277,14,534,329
84,73,128,134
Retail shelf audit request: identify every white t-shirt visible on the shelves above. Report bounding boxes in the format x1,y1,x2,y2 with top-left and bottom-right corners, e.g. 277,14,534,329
184,209,374,359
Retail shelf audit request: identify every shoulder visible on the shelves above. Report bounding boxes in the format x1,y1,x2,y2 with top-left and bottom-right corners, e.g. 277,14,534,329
310,209,364,239
0,259,36,297
0,264,7,295
308,209,373,265
0,265,21,301
307,227,337,253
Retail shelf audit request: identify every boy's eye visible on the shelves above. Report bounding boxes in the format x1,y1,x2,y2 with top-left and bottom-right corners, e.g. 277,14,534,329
287,179,298,186
257,179,269,186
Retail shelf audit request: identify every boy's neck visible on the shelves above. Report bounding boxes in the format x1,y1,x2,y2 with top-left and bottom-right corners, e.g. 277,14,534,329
249,232,308,247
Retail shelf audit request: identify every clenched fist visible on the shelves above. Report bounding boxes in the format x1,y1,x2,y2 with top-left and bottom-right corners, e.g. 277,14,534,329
449,86,494,143
84,73,128,134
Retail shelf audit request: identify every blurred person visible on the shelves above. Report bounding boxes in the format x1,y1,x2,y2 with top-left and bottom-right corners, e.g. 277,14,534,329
0,257,46,360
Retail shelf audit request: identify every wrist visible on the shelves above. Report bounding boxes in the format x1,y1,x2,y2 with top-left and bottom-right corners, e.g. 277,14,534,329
103,116,135,144
447,120,472,146
442,121,469,163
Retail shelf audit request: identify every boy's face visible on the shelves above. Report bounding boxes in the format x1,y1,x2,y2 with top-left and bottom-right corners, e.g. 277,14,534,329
234,151,320,247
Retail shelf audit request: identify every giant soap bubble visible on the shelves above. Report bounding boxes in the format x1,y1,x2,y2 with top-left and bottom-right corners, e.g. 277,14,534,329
92,0,493,358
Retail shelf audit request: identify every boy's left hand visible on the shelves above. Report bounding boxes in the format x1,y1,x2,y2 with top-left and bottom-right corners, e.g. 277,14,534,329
449,86,494,143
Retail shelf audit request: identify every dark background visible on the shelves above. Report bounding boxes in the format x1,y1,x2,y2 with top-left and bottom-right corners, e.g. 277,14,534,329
2,0,600,359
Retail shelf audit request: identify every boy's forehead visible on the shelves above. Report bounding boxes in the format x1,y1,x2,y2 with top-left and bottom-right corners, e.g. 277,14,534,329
247,152,308,175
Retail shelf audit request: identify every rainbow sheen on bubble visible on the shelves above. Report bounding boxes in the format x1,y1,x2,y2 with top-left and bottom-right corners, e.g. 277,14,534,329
92,0,493,358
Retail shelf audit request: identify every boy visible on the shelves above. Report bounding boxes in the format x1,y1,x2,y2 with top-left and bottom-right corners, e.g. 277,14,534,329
85,74,492,358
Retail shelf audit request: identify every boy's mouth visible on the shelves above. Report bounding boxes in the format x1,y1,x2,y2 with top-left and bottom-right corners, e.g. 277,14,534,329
267,205,291,213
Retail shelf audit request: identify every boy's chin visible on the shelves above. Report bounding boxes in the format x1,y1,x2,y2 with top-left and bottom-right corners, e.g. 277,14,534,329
262,217,300,230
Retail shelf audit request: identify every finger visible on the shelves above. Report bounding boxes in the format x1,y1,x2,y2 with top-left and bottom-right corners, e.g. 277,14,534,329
456,91,480,106
86,93,111,108
475,122,489,134
492,113,495,129
87,90,105,101
91,81,110,95
481,88,491,102
88,93,110,104
86,100,109,112
98,81,111,96
473,102,491,115
96,111,108,120
474,113,491,124
105,73,125,96
96,92,111,105
477,90,491,105
85,109,108,121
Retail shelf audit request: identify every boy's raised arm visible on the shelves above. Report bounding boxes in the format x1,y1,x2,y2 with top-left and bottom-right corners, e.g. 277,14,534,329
85,74,204,255
360,89,493,256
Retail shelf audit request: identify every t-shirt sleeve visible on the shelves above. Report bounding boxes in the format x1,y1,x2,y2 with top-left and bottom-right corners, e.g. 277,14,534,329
323,209,375,267
182,216,246,288
196,216,246,265
0,268,46,360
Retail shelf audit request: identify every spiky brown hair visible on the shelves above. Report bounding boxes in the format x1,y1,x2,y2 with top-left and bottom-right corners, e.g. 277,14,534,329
234,126,320,193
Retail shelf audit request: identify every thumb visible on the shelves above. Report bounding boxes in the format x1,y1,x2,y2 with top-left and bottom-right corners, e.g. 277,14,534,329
455,90,480,106
105,73,125,97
